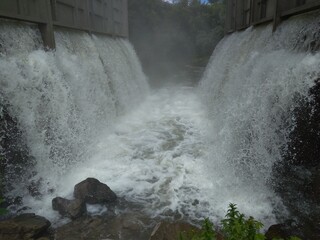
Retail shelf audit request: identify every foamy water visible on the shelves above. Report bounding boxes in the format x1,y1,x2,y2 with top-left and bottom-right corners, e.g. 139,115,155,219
22,86,281,227
199,11,320,225
1,11,320,231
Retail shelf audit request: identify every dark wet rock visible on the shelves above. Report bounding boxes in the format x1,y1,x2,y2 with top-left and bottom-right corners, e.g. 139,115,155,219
55,216,109,240
311,168,320,202
0,97,35,197
107,212,152,239
0,213,51,240
265,222,298,240
286,78,320,167
55,212,152,240
265,220,320,240
0,196,22,212
27,179,43,198
52,197,86,219
192,199,199,206
272,78,320,238
149,221,200,240
74,178,117,204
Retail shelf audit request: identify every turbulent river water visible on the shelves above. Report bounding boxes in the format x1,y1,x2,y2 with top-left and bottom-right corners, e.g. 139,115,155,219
20,85,281,227
0,10,320,231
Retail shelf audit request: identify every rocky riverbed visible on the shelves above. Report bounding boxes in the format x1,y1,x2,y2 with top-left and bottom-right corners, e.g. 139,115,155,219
0,177,314,240
0,177,200,240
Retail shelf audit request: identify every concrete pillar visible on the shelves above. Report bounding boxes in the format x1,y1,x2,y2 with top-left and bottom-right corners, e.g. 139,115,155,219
39,0,55,49
122,0,129,37
272,0,280,32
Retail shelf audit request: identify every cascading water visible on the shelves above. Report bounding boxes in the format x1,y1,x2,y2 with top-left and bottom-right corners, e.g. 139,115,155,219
199,10,320,226
0,9,319,237
0,20,149,214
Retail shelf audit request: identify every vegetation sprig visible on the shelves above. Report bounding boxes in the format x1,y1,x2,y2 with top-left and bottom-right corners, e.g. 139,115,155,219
180,203,301,240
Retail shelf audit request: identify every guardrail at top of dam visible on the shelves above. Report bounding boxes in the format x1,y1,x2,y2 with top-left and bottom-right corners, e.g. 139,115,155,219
226,0,320,34
0,0,128,49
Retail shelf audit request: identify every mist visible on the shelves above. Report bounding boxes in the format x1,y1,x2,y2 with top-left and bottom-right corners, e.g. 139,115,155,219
128,0,225,87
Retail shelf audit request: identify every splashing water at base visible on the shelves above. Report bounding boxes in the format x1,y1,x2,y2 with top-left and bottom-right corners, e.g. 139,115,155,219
0,20,288,229
22,86,281,227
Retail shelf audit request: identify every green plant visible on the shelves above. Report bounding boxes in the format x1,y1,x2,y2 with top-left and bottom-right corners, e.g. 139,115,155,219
179,203,301,240
179,218,216,240
195,218,216,240
221,203,265,240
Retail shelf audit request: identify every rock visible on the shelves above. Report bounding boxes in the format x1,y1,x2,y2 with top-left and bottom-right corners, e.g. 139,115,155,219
107,212,151,239
272,78,320,238
265,222,303,240
311,168,320,202
27,179,43,198
74,178,117,204
55,212,152,240
55,216,109,240
192,199,199,206
149,221,200,240
0,98,35,198
265,223,290,240
52,197,86,219
0,213,51,240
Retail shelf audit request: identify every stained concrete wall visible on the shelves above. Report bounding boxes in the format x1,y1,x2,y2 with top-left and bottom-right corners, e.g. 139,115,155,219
226,0,320,33
0,0,128,48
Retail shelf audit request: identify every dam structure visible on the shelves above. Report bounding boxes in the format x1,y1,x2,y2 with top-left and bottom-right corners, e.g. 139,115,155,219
0,0,128,48
0,0,149,221
225,0,320,32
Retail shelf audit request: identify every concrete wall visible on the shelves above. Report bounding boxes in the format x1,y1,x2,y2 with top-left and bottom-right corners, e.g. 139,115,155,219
0,0,128,48
226,0,320,33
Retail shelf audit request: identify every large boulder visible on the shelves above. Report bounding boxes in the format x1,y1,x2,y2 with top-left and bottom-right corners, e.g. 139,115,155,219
149,221,201,240
52,197,86,219
0,213,51,240
74,178,117,204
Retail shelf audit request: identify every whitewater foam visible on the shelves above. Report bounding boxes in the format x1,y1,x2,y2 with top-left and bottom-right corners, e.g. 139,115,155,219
0,21,148,201
199,11,320,225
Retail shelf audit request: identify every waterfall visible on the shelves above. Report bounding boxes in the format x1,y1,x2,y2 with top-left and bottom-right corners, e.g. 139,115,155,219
1,10,319,233
199,10,320,224
0,20,149,201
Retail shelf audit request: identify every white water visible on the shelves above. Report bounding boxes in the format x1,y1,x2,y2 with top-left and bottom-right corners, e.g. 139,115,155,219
0,21,148,203
20,86,211,225
200,11,320,224
1,11,320,230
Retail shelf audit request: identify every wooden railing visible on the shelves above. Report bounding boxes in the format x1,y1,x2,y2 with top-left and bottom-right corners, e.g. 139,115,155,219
0,0,128,49
226,0,320,33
